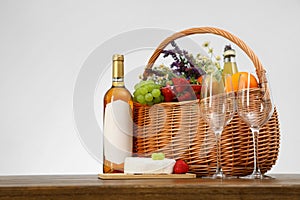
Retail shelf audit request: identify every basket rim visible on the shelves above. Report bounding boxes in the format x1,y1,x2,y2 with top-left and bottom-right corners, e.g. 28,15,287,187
133,99,199,107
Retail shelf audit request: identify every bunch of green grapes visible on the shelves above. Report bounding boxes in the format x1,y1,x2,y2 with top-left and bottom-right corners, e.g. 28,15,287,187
133,80,164,106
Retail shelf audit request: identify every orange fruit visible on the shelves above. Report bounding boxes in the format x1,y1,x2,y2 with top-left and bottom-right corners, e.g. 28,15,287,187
197,76,203,84
227,72,259,92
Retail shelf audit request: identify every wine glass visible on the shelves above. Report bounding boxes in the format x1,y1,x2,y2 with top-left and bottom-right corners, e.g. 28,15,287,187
200,73,235,179
236,71,273,179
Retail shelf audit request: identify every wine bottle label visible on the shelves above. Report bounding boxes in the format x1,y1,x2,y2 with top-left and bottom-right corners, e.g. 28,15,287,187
103,100,133,164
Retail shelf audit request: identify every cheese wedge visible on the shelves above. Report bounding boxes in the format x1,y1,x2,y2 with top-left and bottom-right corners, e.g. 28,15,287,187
124,157,176,174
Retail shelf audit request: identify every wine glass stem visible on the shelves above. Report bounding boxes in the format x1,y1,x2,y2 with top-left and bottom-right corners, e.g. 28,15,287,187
250,128,261,176
215,131,222,175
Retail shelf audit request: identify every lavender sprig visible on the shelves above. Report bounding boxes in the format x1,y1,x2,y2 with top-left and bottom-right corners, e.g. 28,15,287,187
162,41,206,80
171,41,184,56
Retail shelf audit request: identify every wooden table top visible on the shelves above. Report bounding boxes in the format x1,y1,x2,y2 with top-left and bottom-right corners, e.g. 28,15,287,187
0,174,299,200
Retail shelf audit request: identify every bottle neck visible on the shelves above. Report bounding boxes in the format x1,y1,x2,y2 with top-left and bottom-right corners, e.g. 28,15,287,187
224,56,236,63
112,77,125,87
112,59,125,87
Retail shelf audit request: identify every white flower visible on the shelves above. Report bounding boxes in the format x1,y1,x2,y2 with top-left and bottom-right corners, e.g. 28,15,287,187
202,41,210,48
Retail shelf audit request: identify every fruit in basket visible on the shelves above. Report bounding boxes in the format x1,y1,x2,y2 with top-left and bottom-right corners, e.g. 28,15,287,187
136,95,146,104
161,80,200,102
191,85,201,99
229,72,258,92
172,78,189,93
151,152,165,160
177,91,193,101
161,87,175,102
171,78,198,101
134,80,154,90
191,85,201,93
151,88,161,98
133,81,164,105
145,93,153,102
139,87,148,95
173,160,189,174
197,76,203,85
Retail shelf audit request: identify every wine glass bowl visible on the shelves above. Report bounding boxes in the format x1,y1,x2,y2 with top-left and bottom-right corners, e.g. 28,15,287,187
237,88,273,128
200,93,227,133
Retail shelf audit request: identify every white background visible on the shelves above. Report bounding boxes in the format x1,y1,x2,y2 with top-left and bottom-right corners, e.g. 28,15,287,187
0,0,299,175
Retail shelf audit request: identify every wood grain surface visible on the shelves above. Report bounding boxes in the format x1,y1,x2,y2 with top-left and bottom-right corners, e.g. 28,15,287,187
0,174,299,200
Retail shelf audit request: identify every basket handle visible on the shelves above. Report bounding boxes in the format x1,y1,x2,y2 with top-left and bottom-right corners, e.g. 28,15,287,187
145,27,265,82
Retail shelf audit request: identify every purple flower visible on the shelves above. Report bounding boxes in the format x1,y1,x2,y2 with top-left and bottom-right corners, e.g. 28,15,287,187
162,41,206,80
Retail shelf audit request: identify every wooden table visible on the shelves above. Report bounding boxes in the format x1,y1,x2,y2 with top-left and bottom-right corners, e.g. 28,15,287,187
0,174,299,200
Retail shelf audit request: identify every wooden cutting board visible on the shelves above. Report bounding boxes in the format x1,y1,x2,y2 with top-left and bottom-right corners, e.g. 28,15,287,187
98,173,196,180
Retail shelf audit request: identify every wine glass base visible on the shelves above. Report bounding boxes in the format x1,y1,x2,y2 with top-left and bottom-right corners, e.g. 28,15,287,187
262,174,275,179
241,171,264,179
241,174,262,179
241,174,275,179
212,171,225,179
201,171,225,179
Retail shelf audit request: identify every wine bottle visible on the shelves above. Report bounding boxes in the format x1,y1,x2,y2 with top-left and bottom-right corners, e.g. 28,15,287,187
103,54,133,173
222,44,238,78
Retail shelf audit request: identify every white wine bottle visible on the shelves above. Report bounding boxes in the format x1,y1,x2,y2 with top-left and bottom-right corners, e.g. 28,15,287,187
222,44,238,78
103,54,133,173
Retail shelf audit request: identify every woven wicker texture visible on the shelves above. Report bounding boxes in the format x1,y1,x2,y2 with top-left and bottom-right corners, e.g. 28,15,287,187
133,27,280,177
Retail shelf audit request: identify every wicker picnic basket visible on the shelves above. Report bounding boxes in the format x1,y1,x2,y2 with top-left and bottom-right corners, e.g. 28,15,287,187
133,27,280,177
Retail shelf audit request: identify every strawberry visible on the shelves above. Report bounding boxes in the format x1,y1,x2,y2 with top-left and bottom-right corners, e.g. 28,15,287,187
161,87,174,102
191,85,201,94
172,78,190,93
173,160,189,174
177,91,192,101
172,77,189,86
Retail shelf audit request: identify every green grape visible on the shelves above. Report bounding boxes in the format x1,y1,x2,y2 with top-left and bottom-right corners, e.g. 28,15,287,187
134,83,141,90
160,95,164,102
134,82,144,90
151,152,165,160
135,88,142,96
154,84,161,89
143,85,150,93
147,101,154,106
133,90,140,97
147,84,155,92
136,95,146,104
153,96,161,104
134,80,155,90
146,80,155,85
139,87,148,95
144,93,153,102
151,89,161,98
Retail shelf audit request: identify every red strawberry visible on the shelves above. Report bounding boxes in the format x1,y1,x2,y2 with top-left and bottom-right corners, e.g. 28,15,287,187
173,160,189,174
161,87,174,102
172,78,190,93
177,91,192,101
191,85,201,94
172,77,189,85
